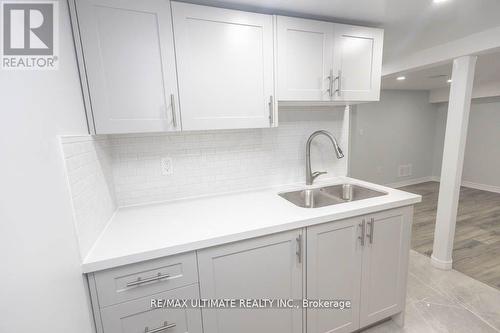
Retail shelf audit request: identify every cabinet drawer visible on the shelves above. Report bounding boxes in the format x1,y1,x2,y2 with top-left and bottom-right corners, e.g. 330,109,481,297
101,284,202,333
95,252,198,307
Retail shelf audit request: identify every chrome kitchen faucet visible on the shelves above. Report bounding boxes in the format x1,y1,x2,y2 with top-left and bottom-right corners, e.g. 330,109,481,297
305,130,344,185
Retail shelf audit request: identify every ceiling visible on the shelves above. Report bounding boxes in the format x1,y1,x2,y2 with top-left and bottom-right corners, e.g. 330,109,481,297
382,51,500,91
188,0,500,61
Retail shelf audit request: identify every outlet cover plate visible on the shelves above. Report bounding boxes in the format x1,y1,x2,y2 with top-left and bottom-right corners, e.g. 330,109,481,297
161,157,173,176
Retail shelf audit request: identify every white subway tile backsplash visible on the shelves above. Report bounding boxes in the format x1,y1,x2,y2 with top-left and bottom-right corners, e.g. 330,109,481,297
60,135,117,258
109,112,349,206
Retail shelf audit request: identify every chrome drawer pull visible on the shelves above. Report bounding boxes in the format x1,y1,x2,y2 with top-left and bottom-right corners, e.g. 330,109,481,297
145,321,176,333
268,95,274,126
327,69,334,97
367,217,375,244
126,272,170,287
170,94,177,128
334,70,342,96
359,219,366,246
296,234,302,263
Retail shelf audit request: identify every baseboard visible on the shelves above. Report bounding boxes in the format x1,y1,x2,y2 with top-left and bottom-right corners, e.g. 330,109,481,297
461,181,500,194
387,176,500,194
430,254,453,270
385,176,437,189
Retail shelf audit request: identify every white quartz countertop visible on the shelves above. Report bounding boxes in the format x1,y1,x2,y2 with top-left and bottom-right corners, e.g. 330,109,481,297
82,177,421,273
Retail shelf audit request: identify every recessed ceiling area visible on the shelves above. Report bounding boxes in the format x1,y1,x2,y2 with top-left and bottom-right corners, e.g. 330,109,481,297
381,0,500,62
382,51,500,91
188,0,500,61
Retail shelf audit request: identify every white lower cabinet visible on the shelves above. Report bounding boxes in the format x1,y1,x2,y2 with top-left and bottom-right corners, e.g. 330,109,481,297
359,208,411,327
307,217,362,333
197,230,304,333
101,284,202,333
90,206,412,333
307,206,412,333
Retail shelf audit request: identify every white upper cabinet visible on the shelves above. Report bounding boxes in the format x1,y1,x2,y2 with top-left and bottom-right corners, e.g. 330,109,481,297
72,1,383,134
332,24,384,101
276,16,333,101
74,0,181,134
172,2,276,131
276,16,383,103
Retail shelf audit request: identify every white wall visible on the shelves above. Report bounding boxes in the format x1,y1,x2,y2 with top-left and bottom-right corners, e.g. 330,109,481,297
0,1,94,332
433,97,500,190
350,90,439,186
432,103,447,177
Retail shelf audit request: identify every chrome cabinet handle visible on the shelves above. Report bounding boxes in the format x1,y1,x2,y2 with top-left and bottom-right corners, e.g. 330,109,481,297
328,69,334,97
268,95,274,126
126,272,170,287
296,234,302,263
367,217,375,244
359,219,366,246
170,94,177,128
145,321,176,333
334,70,342,96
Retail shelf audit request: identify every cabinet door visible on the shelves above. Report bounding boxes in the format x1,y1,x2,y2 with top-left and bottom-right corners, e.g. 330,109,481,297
197,230,303,333
360,207,412,327
276,16,334,101
172,2,275,130
332,24,383,101
101,284,202,333
307,218,362,333
75,0,180,134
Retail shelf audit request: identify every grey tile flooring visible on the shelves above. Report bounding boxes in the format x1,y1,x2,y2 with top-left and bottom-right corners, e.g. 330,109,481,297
362,251,500,333
399,181,500,290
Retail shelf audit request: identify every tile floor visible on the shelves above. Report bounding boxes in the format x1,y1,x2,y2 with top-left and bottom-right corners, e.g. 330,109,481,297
363,250,500,332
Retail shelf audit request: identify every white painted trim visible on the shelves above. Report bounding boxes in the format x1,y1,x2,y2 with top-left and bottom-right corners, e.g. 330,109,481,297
385,176,436,189
428,177,500,194
386,176,500,195
461,181,500,194
382,26,500,76
430,254,453,270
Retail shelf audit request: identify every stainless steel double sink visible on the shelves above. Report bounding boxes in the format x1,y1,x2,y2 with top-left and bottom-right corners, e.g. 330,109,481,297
278,184,387,208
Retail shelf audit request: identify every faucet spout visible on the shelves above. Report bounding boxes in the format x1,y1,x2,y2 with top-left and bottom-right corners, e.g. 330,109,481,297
306,130,344,185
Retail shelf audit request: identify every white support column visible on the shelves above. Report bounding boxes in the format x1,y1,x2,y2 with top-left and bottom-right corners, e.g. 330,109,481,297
431,56,477,270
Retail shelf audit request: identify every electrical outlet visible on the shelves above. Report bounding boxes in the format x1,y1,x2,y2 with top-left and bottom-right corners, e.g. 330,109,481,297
398,165,406,177
398,164,413,177
161,157,173,176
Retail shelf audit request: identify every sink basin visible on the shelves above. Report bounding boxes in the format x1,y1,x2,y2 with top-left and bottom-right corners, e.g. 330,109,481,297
278,184,387,208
